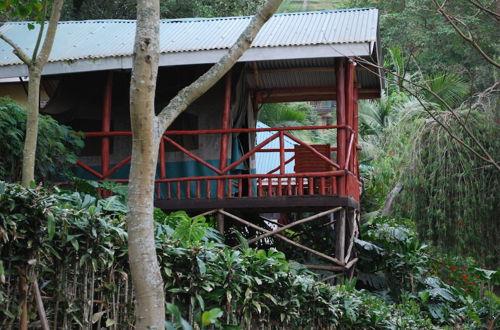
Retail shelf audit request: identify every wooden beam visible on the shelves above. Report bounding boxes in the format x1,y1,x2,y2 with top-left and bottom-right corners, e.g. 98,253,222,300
220,210,344,266
252,66,337,74
246,207,342,245
335,208,346,263
218,72,232,198
154,195,360,213
336,59,346,196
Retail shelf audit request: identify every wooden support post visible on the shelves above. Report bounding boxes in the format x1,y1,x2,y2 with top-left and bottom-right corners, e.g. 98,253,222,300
335,208,346,263
346,60,355,176
345,209,358,279
335,59,346,196
218,72,232,198
159,138,166,199
101,71,113,178
217,212,224,235
354,85,359,179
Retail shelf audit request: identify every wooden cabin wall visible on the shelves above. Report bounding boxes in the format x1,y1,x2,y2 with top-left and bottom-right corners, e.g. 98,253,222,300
43,63,254,182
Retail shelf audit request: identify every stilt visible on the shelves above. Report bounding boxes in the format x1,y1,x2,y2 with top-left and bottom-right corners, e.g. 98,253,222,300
334,208,346,264
218,72,232,199
345,209,357,279
217,212,225,235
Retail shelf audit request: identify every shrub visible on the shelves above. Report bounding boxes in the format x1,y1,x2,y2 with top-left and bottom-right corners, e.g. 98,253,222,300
0,98,83,182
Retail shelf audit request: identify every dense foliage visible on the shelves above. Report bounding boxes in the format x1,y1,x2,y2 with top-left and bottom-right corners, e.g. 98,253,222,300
346,0,499,91
0,98,83,183
356,216,499,327
1,182,497,329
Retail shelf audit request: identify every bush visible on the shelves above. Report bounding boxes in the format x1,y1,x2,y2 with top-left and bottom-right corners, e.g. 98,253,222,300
356,216,499,328
0,98,83,182
0,183,496,329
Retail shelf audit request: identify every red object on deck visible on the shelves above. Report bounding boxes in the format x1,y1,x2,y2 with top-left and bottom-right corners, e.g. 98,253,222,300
293,144,332,172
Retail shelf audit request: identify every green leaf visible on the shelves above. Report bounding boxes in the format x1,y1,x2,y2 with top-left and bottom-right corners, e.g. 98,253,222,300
201,308,223,326
47,212,55,241
196,257,206,275
252,301,262,314
92,311,106,324
70,238,79,251
105,319,116,327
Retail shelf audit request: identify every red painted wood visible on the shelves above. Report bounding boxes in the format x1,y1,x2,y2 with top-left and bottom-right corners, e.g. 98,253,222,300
177,182,181,199
336,59,346,196
320,177,326,195
247,178,253,197
255,85,336,94
266,155,295,175
164,136,223,175
228,179,232,197
196,181,201,198
221,132,279,173
219,73,232,198
238,179,243,197
84,124,349,137
285,133,340,169
258,147,338,153
101,72,113,177
186,181,191,199
159,138,166,179
308,177,314,195
345,132,355,170
354,86,360,179
279,131,285,174
104,156,131,179
206,180,211,199
76,161,104,179
298,177,303,195
168,182,171,199
346,60,355,175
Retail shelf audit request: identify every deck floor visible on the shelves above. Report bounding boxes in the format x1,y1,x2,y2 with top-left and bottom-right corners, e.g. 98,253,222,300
154,195,359,213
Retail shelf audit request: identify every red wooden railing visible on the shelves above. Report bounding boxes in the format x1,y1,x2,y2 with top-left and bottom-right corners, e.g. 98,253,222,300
75,124,362,202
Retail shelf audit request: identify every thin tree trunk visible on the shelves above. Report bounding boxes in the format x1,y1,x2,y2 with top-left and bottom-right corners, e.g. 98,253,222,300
21,67,41,186
127,0,164,328
18,267,29,330
1,0,65,187
380,183,403,217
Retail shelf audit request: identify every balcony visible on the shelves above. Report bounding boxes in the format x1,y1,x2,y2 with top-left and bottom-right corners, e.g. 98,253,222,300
75,124,361,213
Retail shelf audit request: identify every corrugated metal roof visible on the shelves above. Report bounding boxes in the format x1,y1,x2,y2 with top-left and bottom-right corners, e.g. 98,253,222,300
255,121,297,174
0,8,378,67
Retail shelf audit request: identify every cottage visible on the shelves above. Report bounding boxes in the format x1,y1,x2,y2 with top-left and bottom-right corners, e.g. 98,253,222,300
0,8,382,272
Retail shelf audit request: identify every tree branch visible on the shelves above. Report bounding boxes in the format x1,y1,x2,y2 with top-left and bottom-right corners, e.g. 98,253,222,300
467,0,500,19
157,0,283,133
31,0,49,62
355,57,500,171
35,0,64,68
0,33,31,65
432,0,500,69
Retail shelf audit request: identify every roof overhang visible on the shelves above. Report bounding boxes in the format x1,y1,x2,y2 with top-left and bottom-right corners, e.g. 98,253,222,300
0,43,373,78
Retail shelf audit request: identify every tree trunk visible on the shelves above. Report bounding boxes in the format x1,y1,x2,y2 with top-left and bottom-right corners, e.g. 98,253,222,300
17,0,65,186
127,0,164,328
380,183,403,217
21,67,41,186
127,0,283,326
